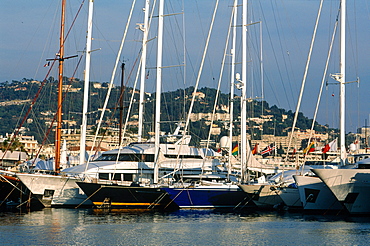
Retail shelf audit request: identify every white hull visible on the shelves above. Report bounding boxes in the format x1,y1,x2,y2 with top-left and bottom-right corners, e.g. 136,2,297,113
238,184,283,208
293,175,343,211
17,173,91,207
312,169,370,214
278,187,302,208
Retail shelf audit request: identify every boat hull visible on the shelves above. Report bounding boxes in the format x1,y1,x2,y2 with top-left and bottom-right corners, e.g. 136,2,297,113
238,184,284,209
17,173,92,208
312,169,370,214
77,182,178,210
278,187,302,209
293,175,344,212
0,174,43,210
162,185,252,209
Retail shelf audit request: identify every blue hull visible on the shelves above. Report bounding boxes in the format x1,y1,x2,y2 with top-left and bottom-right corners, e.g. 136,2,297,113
163,186,251,209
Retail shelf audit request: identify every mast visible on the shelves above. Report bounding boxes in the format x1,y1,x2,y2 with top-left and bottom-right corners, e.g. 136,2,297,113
55,0,66,171
154,0,164,184
229,0,238,179
339,0,346,163
240,0,248,182
80,0,94,165
138,0,150,142
119,63,125,146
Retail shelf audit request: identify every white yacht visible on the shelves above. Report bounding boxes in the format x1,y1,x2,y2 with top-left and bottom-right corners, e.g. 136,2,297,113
17,131,224,208
312,157,370,214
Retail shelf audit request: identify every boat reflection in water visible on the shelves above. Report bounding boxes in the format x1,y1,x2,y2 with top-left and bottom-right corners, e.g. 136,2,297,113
1,208,370,246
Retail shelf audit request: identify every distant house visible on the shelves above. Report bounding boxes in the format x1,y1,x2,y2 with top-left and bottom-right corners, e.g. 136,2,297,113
193,91,205,100
92,82,102,89
14,87,27,91
62,84,81,92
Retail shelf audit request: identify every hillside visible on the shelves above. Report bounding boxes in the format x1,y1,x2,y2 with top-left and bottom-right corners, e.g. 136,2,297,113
0,78,335,146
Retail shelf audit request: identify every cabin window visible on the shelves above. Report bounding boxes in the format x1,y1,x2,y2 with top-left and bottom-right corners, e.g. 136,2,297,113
112,173,121,181
44,189,55,198
118,154,140,161
123,173,133,181
143,154,154,162
164,154,203,159
95,154,118,161
94,153,155,162
99,173,109,180
358,164,370,169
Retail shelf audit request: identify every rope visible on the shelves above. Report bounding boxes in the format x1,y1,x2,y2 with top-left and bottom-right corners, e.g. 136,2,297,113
0,186,16,207
0,174,25,194
75,185,102,209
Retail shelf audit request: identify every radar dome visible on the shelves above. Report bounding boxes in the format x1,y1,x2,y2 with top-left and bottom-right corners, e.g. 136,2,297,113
349,143,357,152
220,136,230,149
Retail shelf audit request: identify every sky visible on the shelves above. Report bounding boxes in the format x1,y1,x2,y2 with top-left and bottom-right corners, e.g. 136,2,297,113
1,0,369,133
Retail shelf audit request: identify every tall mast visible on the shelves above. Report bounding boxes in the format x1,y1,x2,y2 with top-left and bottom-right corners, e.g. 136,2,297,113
154,0,164,184
119,63,125,146
138,0,150,142
339,0,346,163
240,0,248,182
229,0,238,179
55,0,66,171
80,0,94,165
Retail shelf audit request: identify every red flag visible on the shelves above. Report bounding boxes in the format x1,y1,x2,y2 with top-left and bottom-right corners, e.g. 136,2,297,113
322,144,330,154
252,143,258,155
291,148,296,157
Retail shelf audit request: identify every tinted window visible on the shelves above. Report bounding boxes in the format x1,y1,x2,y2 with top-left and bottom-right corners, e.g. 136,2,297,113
123,173,133,181
95,153,155,162
99,173,109,180
112,173,121,180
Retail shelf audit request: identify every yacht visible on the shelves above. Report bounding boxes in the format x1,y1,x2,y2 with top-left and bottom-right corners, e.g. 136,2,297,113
312,157,370,214
18,127,224,208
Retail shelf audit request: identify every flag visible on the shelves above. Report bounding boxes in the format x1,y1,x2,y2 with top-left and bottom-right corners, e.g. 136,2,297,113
304,142,315,154
260,144,275,158
322,144,330,154
328,139,337,152
44,61,50,67
251,143,258,155
232,144,238,156
291,148,297,157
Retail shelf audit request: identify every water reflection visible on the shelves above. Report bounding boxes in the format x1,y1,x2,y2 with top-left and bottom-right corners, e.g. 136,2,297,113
1,208,370,245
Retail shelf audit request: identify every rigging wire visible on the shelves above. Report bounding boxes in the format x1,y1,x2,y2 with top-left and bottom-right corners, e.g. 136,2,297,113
2,0,87,161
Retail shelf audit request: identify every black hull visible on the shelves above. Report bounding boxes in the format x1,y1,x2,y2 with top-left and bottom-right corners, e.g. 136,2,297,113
77,182,178,211
0,176,44,211
163,187,254,209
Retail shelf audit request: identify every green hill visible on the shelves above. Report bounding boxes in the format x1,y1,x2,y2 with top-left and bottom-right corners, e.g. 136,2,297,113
0,78,335,147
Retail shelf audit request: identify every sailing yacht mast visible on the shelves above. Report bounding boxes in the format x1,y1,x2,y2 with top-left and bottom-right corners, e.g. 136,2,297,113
119,63,125,146
339,0,346,163
331,0,346,163
55,0,66,171
228,0,238,179
80,0,94,165
154,0,164,184
240,0,248,182
138,0,150,142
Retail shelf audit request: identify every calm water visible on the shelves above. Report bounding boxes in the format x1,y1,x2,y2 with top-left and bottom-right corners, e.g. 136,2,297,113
1,208,370,246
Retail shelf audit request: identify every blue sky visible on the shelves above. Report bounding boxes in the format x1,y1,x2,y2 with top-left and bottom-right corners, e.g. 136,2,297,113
1,0,369,133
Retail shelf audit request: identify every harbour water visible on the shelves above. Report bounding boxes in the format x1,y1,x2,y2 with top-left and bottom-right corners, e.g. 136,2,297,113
1,208,370,245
